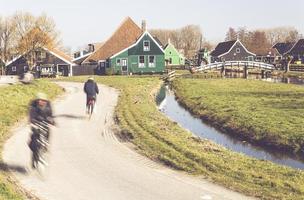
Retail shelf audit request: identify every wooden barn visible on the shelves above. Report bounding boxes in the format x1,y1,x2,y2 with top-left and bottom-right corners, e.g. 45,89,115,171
210,40,256,63
6,47,73,77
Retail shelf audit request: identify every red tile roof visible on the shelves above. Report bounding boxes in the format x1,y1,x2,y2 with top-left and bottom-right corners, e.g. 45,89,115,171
83,17,142,63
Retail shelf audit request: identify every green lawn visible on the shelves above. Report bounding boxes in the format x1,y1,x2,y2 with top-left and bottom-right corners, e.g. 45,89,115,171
62,76,304,200
0,80,63,199
172,78,304,153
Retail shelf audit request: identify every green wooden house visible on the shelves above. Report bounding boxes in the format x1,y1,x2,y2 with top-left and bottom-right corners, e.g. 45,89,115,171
164,40,185,66
110,31,165,75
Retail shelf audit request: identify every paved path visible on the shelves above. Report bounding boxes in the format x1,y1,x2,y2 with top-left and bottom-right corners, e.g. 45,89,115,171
3,82,254,200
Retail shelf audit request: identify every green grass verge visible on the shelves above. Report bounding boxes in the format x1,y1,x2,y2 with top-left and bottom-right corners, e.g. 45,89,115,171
172,78,304,154
61,76,304,200
0,80,63,199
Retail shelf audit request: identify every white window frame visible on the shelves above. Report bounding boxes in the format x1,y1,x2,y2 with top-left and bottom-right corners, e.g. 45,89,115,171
121,58,128,72
116,58,121,66
148,55,156,68
12,66,17,72
236,48,240,53
143,40,150,51
138,55,145,68
24,66,28,71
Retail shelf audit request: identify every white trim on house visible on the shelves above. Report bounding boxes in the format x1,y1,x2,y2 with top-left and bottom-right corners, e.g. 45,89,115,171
284,41,298,55
43,47,74,66
138,55,145,68
5,55,22,66
116,58,121,66
148,55,156,68
217,40,256,58
110,30,165,59
143,40,150,51
121,58,128,73
72,52,93,62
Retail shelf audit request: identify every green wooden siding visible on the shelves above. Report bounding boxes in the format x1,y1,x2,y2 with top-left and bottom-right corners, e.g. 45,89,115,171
164,43,185,66
110,32,165,74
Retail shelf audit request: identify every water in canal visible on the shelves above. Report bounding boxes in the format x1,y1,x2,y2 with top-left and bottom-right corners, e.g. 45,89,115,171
156,78,304,170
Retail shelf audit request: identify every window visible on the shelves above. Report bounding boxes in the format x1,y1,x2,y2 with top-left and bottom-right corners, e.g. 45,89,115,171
12,66,16,72
24,66,28,72
143,40,150,51
169,58,172,64
139,56,145,68
116,58,121,66
236,48,240,53
148,56,155,67
41,51,46,59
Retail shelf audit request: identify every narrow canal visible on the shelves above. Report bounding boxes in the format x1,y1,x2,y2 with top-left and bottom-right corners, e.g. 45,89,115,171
156,78,304,170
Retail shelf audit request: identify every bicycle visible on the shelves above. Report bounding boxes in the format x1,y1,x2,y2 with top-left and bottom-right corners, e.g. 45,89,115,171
29,121,50,173
87,97,96,119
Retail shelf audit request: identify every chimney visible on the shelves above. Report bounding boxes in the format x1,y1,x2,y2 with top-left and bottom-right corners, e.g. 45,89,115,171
141,20,146,32
168,38,171,44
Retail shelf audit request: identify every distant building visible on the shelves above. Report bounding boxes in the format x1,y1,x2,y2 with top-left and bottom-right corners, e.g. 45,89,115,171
6,47,74,76
210,40,256,63
164,39,185,67
285,39,304,64
72,43,103,65
83,17,165,75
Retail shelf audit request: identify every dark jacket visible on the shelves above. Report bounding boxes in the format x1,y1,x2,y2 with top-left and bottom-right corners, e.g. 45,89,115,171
84,80,99,97
29,99,54,125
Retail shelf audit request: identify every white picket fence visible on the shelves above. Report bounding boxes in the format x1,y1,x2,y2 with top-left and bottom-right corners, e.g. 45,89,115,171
191,61,275,73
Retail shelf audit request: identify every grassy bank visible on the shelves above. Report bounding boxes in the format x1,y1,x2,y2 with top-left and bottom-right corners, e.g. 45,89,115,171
0,80,63,199
172,78,304,154
62,76,304,200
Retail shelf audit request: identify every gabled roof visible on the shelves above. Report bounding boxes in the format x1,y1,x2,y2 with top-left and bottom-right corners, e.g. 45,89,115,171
211,40,255,57
163,42,184,58
47,47,73,65
272,42,295,55
153,36,163,48
110,31,165,59
83,17,142,63
285,39,304,55
6,47,74,66
210,40,236,57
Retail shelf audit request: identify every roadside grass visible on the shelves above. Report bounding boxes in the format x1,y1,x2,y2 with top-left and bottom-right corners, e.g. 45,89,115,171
62,76,304,200
0,80,63,200
172,78,304,154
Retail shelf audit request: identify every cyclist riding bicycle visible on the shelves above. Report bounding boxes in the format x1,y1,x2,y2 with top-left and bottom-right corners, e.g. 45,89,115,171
84,77,99,114
28,92,55,169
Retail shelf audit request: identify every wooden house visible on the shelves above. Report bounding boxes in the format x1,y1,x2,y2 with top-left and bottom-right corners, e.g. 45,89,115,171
83,17,165,75
6,47,74,77
210,40,255,63
164,39,185,67
285,39,304,64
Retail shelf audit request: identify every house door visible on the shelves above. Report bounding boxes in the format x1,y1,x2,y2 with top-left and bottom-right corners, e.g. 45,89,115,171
121,59,128,75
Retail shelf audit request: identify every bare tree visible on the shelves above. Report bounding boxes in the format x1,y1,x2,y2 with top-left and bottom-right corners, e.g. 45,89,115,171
264,26,302,45
180,25,201,58
225,27,237,41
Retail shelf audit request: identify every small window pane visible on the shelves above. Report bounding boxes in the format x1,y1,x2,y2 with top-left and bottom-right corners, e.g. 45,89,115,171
143,41,150,51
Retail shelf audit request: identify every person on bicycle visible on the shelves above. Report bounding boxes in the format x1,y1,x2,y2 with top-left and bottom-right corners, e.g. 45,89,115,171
28,92,55,168
84,77,99,114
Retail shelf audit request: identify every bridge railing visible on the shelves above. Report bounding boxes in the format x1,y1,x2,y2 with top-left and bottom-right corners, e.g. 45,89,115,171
191,61,275,73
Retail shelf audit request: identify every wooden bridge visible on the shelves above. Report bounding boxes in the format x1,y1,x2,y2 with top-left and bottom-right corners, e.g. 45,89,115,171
190,61,275,78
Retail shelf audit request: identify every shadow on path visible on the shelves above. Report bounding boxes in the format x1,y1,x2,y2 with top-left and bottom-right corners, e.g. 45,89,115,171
0,162,28,174
54,114,87,120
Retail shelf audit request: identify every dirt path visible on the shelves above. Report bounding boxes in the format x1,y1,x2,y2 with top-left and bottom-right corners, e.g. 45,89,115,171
3,82,254,200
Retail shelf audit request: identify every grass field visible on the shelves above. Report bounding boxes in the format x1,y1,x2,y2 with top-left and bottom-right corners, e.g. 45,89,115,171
62,76,304,200
0,80,63,199
172,78,304,154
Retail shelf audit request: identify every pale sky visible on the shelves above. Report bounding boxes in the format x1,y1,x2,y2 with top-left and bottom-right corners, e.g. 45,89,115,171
1,0,304,51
